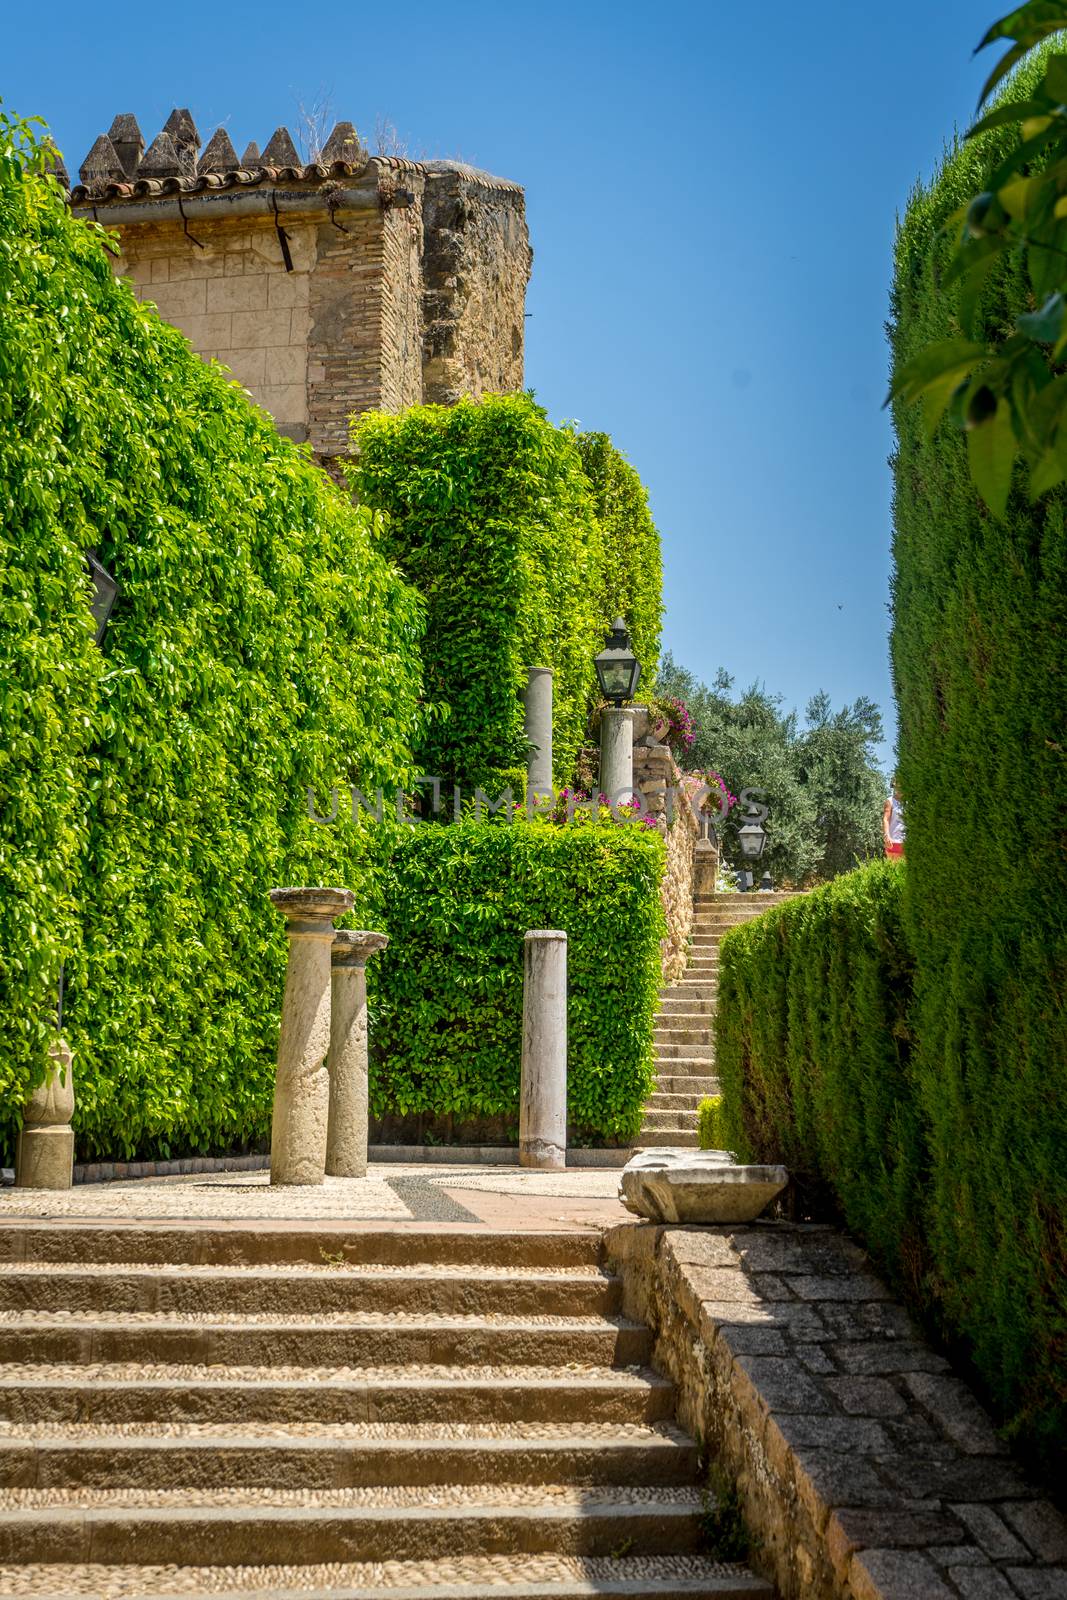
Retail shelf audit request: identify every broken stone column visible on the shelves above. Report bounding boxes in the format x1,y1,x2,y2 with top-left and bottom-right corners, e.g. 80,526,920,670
600,706,637,808
520,930,567,1171
268,886,354,1186
523,666,554,803
15,1040,75,1190
325,930,389,1179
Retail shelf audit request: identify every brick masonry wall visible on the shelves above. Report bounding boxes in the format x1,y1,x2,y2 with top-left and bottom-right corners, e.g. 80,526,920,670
306,210,393,458
100,160,530,457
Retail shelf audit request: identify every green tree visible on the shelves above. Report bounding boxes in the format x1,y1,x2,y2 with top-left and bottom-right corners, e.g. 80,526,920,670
657,655,885,884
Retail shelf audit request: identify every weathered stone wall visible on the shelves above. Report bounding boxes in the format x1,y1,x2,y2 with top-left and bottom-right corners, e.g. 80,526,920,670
606,1221,1067,1600
420,166,531,404
632,712,698,983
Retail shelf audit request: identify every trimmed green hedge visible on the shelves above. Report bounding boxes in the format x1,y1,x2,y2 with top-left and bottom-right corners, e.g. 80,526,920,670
716,865,919,1263
716,861,1064,1484
0,111,424,1162
369,819,665,1140
351,397,663,796
890,53,1067,1480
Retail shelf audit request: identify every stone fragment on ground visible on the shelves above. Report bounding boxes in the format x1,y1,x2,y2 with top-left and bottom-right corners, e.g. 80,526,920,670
620,1147,788,1223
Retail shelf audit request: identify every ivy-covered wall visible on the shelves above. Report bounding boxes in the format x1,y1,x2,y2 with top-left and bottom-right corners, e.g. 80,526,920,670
369,820,665,1142
890,60,1067,1482
351,396,663,797
0,111,424,1162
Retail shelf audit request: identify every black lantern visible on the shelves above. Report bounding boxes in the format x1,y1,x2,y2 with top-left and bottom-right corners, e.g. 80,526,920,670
593,618,641,707
87,553,118,645
738,818,767,860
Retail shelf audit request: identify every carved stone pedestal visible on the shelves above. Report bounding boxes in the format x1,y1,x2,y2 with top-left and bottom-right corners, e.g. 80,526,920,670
16,1039,75,1190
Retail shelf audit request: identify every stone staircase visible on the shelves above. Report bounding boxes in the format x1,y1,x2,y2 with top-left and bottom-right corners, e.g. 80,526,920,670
0,1223,772,1599
640,891,799,1147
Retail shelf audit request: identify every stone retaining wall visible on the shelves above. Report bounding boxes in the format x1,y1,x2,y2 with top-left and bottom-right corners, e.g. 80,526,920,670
605,1220,1067,1600
631,719,698,983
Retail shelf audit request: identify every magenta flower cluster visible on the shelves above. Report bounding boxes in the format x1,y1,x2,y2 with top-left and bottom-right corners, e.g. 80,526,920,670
661,695,695,752
705,770,738,811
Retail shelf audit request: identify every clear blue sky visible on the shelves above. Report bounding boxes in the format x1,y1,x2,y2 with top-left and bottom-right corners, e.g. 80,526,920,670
5,0,996,766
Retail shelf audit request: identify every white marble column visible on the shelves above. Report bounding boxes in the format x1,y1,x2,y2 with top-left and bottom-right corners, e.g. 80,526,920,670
268,886,354,1186
326,930,389,1179
16,1040,75,1189
520,930,567,1171
524,666,554,803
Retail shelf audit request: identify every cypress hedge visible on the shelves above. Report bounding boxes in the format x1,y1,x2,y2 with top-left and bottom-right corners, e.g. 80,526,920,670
351,397,663,797
715,865,921,1277
890,51,1067,1478
0,110,424,1162
369,819,665,1141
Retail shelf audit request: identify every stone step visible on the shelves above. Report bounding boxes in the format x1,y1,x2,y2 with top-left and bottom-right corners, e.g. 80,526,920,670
0,1362,676,1426
652,1054,715,1070
653,1075,717,1097
644,1093,705,1112
634,1132,701,1149
638,1111,700,1133
0,1226,602,1271
0,1484,707,1565
655,1000,713,1018
667,982,717,1001
692,894,796,907
0,1262,620,1319
0,1555,773,1599
0,1421,699,1491
653,1027,712,1047
653,1042,713,1063
0,1312,652,1369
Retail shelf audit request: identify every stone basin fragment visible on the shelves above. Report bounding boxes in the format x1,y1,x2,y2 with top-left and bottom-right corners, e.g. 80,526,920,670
620,1146,789,1223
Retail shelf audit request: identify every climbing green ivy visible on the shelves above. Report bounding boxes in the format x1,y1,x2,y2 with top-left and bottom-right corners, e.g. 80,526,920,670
351,396,663,796
0,108,425,1161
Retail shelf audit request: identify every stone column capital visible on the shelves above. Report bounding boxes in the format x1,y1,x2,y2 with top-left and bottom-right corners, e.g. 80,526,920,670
269,886,355,937
332,929,389,967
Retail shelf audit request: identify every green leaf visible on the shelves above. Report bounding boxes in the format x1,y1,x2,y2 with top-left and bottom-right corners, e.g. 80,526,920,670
887,340,989,409
967,399,1017,518
1018,291,1066,343
968,98,1056,138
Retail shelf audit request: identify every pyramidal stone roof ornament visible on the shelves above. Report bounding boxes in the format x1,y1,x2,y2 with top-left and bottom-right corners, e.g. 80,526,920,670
107,114,144,177
198,127,239,174
78,133,126,185
163,108,200,170
241,140,262,168
261,126,300,168
320,120,365,166
138,130,182,178
43,144,70,188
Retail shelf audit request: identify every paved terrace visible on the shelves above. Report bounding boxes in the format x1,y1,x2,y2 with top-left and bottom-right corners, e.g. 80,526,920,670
0,1164,630,1233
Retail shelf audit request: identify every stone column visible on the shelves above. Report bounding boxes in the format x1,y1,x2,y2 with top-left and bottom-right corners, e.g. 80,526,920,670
325,930,389,1179
523,666,554,802
520,930,567,1171
16,1039,75,1189
694,832,720,897
268,886,354,1186
601,706,637,807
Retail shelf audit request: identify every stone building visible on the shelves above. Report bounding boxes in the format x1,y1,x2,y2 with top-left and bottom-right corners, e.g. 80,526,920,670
66,110,531,465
